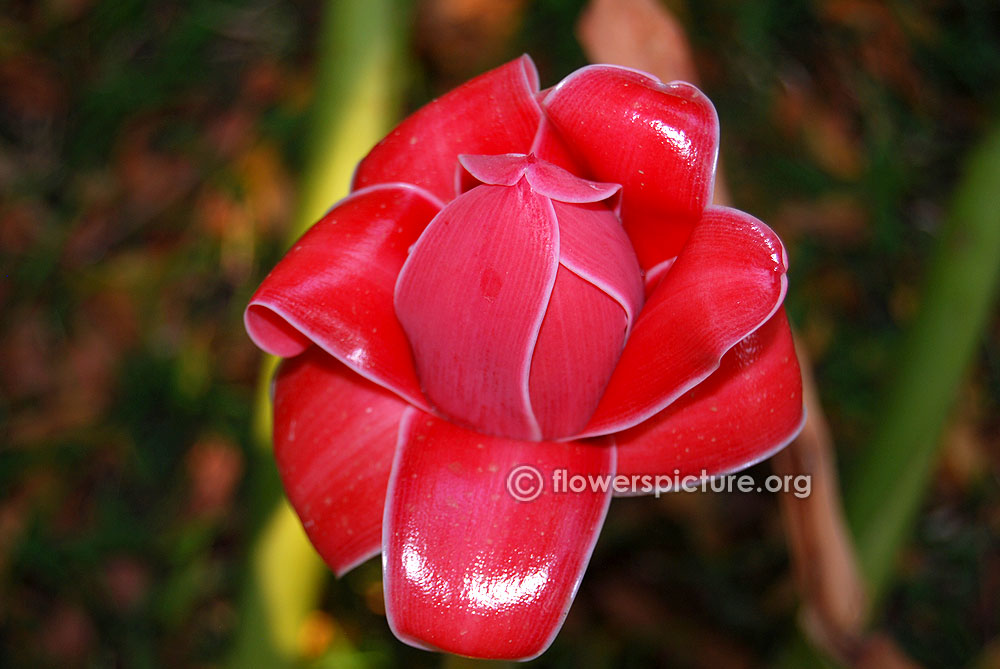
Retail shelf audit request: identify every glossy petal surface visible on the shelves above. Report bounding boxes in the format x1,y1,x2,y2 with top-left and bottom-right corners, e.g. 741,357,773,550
543,65,718,268
273,348,408,575
583,206,788,436
353,56,542,202
245,184,441,407
383,410,614,659
615,308,804,492
394,182,558,440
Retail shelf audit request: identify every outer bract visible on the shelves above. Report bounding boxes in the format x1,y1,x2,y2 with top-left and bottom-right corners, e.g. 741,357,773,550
245,55,804,660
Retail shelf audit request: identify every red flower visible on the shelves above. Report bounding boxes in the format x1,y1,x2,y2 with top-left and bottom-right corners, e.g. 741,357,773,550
245,55,803,660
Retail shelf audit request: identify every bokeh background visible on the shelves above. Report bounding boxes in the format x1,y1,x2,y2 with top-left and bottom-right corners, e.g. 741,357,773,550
1,0,998,667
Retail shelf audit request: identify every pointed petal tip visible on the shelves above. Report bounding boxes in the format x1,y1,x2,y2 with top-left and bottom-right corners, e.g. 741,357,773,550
352,57,543,201
517,53,540,93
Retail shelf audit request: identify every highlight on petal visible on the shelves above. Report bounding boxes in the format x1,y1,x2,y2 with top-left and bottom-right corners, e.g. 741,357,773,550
543,65,719,268
245,184,442,408
352,55,542,203
383,409,614,660
394,181,559,440
615,308,804,494
583,206,789,436
273,348,408,576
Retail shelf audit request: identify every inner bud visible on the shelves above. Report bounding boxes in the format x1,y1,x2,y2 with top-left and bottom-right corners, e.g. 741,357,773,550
395,154,642,441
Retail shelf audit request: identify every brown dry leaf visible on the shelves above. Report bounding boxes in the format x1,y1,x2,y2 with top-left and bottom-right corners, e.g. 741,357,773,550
62,206,119,267
937,385,991,493
0,55,66,120
773,195,870,246
242,60,285,106
1,306,56,401
82,288,140,351
185,436,244,518
237,142,293,236
195,187,250,241
0,199,47,254
206,109,256,159
40,603,96,665
802,107,866,180
822,0,923,104
298,610,338,659
103,556,150,612
577,0,699,84
773,340,867,661
195,185,255,283
115,118,197,219
364,580,385,615
415,0,529,84
853,634,924,669
771,71,866,180
576,0,731,204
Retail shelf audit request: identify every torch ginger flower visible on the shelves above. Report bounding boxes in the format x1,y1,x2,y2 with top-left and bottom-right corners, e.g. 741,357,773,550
245,55,804,660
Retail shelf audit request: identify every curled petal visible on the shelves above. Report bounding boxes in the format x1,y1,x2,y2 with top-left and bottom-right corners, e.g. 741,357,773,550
353,55,542,202
615,308,804,493
383,409,614,660
583,206,788,436
245,184,442,408
274,348,408,575
543,65,718,268
394,181,558,440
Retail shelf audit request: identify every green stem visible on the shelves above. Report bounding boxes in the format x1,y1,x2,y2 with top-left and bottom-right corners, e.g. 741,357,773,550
776,125,1000,666
844,124,1000,610
230,1,407,665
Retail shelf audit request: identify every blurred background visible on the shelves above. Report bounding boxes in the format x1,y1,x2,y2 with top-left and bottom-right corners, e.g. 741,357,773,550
1,0,998,667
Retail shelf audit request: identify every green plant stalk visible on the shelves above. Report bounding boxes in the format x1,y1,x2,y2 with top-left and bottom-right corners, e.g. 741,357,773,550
231,1,406,665
776,126,1000,668
844,125,1000,611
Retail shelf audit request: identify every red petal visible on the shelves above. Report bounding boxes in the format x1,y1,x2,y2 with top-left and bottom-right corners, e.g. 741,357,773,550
394,181,558,440
383,410,614,659
352,55,542,203
543,65,718,268
583,206,788,436
552,200,643,329
245,184,442,408
458,153,621,204
457,153,529,186
529,266,627,438
615,308,804,492
273,348,408,575
530,115,585,173
643,256,676,298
